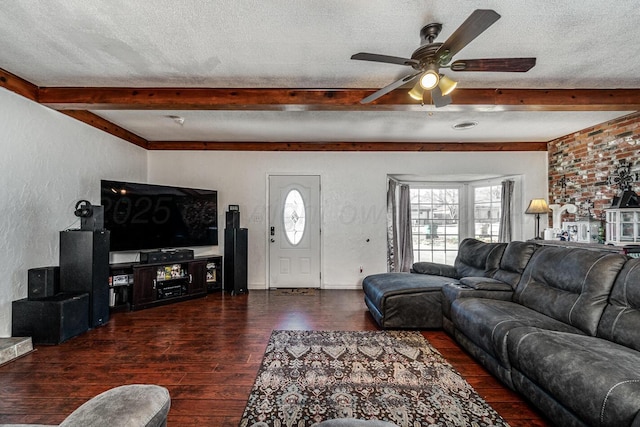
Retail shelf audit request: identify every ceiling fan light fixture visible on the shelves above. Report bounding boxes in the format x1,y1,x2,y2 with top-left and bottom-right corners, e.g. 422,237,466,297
419,69,439,90
408,81,425,101
350,10,537,105
438,75,458,96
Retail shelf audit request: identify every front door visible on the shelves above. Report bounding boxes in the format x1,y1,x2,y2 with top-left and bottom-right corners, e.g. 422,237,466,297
268,175,321,288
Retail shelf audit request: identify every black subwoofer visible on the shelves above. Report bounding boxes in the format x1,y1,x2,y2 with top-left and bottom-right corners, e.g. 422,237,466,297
12,293,89,345
59,229,110,328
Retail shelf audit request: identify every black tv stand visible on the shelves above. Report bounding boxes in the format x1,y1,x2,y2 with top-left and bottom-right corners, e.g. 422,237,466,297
109,255,222,311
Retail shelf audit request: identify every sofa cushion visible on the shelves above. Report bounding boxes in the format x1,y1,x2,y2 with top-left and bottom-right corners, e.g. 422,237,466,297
362,272,457,309
492,241,538,288
514,245,627,336
453,238,506,278
451,299,584,370
598,258,640,351
442,241,536,324
508,327,640,427
411,261,458,277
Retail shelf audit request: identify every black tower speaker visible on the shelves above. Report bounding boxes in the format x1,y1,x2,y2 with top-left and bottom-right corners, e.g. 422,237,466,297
28,266,60,299
224,228,248,295
59,229,110,328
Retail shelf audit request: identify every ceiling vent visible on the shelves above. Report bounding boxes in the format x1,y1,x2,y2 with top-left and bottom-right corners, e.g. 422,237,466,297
452,121,478,130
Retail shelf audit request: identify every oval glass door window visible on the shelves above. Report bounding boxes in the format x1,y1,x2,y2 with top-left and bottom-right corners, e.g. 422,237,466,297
283,189,306,245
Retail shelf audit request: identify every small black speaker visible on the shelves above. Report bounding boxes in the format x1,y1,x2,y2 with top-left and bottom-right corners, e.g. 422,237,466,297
28,266,60,300
226,210,240,229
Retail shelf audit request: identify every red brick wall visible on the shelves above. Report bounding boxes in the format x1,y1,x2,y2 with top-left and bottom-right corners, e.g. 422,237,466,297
547,112,640,224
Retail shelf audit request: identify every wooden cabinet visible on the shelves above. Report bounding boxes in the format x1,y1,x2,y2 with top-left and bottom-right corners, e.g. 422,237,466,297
132,266,157,307
109,256,222,311
188,260,207,295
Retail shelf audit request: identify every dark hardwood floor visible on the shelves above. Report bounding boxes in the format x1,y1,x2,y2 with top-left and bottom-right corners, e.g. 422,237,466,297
0,290,550,426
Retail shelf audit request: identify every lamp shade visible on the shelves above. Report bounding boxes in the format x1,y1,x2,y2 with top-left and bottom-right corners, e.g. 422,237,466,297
525,198,551,214
438,75,458,96
408,81,424,101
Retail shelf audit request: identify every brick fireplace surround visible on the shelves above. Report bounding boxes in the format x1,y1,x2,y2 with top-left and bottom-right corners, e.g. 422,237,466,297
547,112,640,225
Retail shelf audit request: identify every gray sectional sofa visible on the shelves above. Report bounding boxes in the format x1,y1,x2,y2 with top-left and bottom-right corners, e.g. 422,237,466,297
362,238,640,427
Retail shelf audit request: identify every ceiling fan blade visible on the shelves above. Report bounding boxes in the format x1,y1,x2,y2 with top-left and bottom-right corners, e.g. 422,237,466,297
451,58,536,72
435,9,501,65
430,86,452,108
351,52,419,67
360,71,422,104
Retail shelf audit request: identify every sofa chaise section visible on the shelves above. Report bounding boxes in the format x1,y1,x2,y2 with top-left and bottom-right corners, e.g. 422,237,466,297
362,238,506,329
363,272,454,329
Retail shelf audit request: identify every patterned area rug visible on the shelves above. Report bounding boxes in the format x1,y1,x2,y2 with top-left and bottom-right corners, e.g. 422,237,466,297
239,330,509,427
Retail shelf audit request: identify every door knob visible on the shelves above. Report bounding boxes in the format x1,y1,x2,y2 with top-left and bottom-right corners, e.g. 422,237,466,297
270,238,275,243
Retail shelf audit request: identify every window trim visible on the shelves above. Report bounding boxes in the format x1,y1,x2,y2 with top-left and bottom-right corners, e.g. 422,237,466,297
469,175,523,241
403,175,523,264
410,183,464,264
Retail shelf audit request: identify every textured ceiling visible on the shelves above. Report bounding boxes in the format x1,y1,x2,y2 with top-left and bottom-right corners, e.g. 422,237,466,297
1,1,639,147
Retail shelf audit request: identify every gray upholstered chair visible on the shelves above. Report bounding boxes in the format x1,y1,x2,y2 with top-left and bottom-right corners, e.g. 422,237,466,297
0,384,170,427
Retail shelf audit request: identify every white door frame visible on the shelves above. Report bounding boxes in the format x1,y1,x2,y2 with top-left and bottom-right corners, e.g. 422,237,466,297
266,174,322,289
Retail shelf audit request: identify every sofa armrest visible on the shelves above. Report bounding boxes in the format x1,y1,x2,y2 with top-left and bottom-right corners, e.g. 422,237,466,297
459,276,513,291
441,282,514,320
412,262,458,278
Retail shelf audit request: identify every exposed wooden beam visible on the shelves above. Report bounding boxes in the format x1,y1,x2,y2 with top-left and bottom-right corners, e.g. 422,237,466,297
0,67,629,151
147,141,548,152
61,110,149,149
38,87,640,111
0,68,38,101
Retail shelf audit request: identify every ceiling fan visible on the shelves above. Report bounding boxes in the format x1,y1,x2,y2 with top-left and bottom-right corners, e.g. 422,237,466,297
351,9,536,107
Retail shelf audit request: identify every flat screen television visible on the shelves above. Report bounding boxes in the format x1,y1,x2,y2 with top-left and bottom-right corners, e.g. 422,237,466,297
101,180,218,252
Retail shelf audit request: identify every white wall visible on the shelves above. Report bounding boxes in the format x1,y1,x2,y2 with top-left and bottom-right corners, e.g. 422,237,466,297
0,83,549,335
0,88,147,336
148,150,548,290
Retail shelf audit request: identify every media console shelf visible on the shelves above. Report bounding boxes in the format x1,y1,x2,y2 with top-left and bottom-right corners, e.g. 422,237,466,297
109,256,222,311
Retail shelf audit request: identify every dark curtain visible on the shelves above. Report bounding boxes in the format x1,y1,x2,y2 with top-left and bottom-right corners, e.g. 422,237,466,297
387,178,414,272
498,179,514,242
